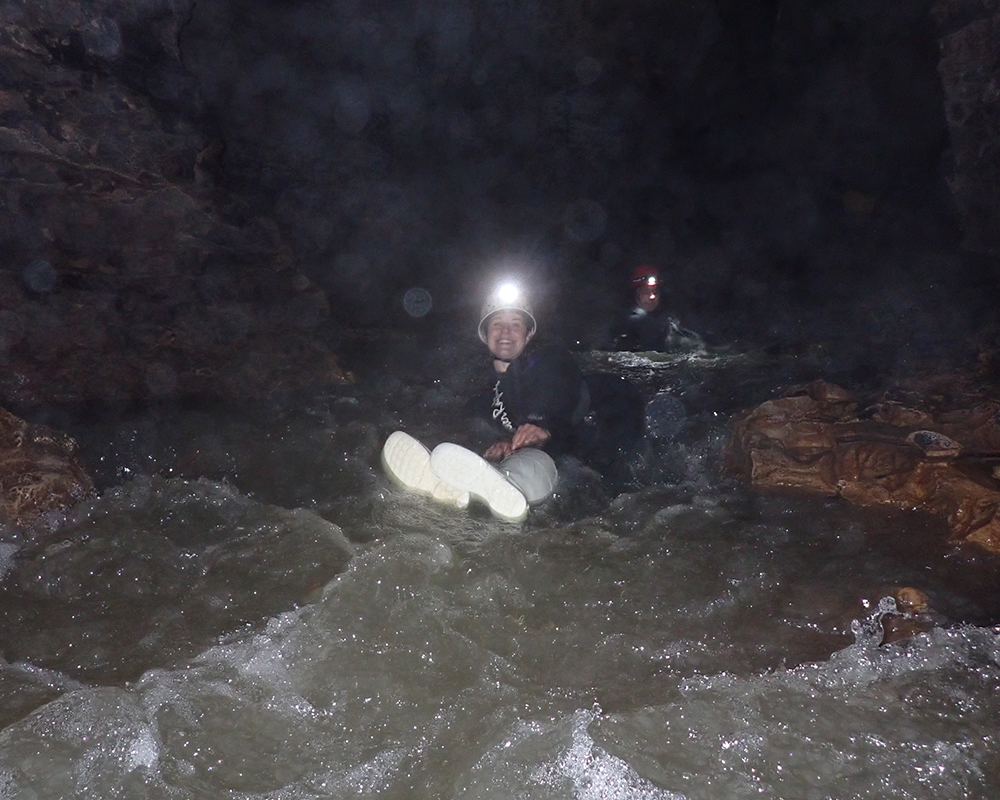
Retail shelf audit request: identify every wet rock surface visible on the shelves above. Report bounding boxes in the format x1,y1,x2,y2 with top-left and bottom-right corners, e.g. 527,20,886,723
726,377,1000,554
0,404,93,526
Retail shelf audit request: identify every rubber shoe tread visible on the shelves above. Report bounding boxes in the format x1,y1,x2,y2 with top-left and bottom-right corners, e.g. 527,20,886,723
430,443,528,522
381,432,469,508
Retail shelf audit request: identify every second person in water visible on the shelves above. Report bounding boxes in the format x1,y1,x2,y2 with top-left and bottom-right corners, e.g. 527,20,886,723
608,265,705,353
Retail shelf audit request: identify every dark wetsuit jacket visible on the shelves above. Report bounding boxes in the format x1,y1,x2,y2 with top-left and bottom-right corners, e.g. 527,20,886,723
478,345,645,468
480,346,588,455
609,307,671,352
609,307,705,353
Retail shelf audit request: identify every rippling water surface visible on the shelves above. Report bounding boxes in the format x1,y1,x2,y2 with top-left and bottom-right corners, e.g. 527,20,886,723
0,335,997,798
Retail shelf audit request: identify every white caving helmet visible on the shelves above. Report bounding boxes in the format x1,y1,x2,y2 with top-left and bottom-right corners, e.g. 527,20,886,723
478,281,537,343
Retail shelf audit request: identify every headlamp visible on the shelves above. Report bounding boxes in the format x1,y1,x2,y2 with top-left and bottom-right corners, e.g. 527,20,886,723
478,279,536,343
496,282,521,304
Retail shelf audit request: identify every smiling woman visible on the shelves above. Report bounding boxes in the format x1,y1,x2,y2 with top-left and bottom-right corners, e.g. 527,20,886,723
485,311,532,366
477,281,537,347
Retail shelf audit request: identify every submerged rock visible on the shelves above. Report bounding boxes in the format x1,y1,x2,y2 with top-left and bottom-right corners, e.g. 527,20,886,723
725,379,1000,554
0,406,94,526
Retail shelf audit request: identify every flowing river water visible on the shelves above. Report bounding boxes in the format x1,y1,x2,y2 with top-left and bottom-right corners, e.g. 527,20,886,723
0,327,997,799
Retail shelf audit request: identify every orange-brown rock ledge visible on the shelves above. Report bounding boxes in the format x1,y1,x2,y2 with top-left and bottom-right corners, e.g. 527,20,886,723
725,379,1000,554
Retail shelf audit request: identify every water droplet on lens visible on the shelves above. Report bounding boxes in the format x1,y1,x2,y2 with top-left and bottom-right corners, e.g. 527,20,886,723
403,287,432,318
22,259,57,292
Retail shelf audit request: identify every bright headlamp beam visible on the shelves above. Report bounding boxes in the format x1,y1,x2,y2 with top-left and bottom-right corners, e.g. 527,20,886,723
496,282,520,304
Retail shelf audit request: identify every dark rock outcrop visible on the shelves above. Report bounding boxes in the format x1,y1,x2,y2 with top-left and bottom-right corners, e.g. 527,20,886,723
0,1,351,406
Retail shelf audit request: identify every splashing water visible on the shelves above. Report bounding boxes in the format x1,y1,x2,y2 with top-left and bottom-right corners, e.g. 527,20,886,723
0,345,997,798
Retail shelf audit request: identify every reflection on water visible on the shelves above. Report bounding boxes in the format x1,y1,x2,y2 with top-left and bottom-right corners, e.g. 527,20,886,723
0,341,997,798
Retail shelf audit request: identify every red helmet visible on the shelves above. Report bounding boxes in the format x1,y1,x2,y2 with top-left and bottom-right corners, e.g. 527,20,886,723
631,264,659,287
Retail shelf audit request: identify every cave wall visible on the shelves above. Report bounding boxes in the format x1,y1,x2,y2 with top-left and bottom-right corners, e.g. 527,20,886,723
933,0,1000,254
0,0,348,407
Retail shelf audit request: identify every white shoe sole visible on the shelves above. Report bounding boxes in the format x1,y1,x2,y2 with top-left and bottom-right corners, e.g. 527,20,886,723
381,432,469,508
429,443,528,522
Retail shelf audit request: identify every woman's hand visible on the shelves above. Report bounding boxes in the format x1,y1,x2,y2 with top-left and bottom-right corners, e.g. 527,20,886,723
512,423,550,451
484,425,551,461
484,439,514,461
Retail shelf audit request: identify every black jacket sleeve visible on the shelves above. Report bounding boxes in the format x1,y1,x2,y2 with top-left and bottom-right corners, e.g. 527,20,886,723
495,346,587,449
